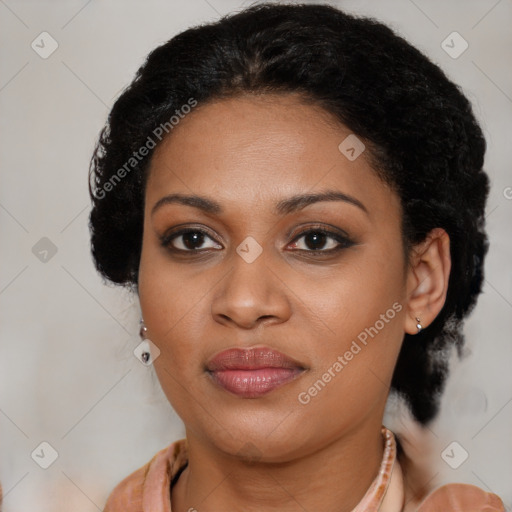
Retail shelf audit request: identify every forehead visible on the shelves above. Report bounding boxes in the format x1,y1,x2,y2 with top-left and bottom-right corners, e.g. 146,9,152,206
146,94,395,217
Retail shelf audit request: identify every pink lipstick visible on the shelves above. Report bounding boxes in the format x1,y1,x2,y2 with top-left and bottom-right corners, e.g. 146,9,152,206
206,347,305,398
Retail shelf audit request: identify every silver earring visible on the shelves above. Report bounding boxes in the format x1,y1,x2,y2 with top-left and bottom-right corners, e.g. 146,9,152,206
415,317,423,334
139,319,151,363
139,318,148,339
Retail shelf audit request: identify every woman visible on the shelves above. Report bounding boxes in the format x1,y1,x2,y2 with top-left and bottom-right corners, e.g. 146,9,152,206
88,3,505,511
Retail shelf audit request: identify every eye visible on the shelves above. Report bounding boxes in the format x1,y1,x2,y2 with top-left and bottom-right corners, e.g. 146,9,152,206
161,228,222,252
160,225,354,256
288,227,354,254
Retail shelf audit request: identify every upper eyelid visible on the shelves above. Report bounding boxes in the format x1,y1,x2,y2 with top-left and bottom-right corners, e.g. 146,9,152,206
289,224,351,240
162,226,221,247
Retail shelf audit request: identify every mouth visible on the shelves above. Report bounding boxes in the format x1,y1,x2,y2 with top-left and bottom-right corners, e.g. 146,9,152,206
205,346,306,398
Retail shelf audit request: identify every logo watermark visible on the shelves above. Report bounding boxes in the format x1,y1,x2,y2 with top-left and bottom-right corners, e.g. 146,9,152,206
298,301,402,405
94,97,198,200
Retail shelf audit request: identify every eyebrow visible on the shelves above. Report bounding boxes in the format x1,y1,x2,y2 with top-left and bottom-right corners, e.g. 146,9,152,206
151,189,368,217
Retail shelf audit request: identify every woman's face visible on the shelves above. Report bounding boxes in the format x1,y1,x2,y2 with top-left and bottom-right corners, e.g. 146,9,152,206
138,93,411,461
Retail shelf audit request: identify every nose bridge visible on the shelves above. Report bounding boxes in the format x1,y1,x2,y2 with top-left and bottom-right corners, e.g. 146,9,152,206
227,238,273,307
211,236,290,328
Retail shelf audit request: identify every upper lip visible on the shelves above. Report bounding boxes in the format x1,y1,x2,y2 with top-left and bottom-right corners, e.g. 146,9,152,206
206,346,305,371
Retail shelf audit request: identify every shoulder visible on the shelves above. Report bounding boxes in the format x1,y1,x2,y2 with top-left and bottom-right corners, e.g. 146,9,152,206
102,461,148,512
416,482,506,512
102,440,187,512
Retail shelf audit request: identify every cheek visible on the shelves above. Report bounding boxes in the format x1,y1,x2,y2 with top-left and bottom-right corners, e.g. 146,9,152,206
138,239,216,371
139,275,203,356
303,244,405,342
297,247,406,409
138,253,214,419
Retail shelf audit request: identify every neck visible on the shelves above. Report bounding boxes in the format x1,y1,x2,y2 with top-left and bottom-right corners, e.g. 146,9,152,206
172,420,385,512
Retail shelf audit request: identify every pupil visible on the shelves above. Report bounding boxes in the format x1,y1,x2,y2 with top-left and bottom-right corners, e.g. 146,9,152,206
306,232,326,250
184,232,204,250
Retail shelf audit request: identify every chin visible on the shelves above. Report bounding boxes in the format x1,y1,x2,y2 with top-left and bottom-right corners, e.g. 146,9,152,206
194,410,313,464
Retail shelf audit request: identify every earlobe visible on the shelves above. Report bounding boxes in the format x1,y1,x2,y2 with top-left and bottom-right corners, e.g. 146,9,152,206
404,228,451,335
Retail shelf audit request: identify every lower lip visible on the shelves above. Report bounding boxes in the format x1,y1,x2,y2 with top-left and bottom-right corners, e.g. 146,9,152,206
209,368,303,398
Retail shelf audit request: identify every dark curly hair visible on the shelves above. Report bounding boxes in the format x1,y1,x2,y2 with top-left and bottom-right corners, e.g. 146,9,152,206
88,3,489,425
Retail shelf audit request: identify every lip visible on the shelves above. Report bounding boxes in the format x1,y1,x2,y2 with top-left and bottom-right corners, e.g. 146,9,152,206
206,347,306,398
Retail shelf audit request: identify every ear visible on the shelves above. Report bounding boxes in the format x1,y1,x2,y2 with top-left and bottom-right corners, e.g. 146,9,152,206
404,228,451,335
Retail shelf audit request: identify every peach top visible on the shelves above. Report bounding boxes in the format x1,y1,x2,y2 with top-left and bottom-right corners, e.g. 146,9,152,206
102,427,504,512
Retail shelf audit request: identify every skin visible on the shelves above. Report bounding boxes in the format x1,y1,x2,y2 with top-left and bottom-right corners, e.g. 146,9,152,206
137,93,451,512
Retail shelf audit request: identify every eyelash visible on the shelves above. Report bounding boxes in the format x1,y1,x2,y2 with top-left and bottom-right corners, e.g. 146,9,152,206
160,225,355,257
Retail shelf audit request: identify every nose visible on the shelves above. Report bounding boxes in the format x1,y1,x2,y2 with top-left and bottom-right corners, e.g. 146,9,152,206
210,249,292,330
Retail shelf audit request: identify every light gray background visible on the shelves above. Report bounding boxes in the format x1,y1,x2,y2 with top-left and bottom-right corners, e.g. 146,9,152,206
0,0,511,510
